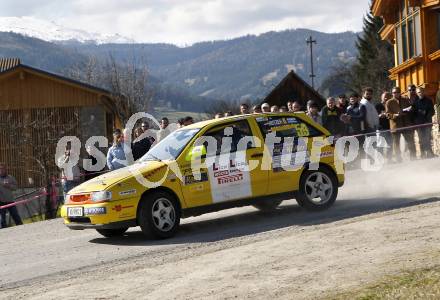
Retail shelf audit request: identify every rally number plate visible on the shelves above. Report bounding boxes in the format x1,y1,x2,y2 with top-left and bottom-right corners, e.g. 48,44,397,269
67,207,84,217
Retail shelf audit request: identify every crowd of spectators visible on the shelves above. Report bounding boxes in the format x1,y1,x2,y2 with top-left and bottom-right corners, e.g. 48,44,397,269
210,86,436,163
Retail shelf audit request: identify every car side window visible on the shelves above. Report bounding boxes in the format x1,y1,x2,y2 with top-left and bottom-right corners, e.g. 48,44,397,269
255,116,323,171
255,115,321,138
202,120,255,156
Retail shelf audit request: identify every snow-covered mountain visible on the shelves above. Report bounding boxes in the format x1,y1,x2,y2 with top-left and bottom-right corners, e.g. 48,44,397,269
0,16,135,44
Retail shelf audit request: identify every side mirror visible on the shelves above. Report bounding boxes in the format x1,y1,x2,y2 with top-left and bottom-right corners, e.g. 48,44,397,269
185,145,207,161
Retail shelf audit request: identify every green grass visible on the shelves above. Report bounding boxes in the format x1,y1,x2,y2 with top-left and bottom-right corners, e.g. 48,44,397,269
330,266,440,300
152,107,209,123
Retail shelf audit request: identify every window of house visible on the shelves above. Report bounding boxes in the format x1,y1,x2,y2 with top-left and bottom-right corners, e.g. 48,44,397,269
437,11,440,50
395,0,422,64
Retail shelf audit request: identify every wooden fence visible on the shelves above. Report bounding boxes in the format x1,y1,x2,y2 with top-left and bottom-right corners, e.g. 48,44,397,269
0,107,81,187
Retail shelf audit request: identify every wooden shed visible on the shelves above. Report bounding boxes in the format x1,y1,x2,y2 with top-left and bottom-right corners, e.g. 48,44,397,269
263,71,326,108
0,58,123,187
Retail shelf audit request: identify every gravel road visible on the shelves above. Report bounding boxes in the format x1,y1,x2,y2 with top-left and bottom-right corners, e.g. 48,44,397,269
1,158,440,299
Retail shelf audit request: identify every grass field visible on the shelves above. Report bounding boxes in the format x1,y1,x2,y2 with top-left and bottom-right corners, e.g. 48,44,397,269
152,107,209,123
330,266,440,299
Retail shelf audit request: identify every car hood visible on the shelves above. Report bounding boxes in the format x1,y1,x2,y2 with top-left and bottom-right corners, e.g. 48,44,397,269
69,160,167,194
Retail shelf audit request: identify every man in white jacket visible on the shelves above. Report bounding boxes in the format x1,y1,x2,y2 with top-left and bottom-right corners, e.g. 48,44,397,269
360,87,380,132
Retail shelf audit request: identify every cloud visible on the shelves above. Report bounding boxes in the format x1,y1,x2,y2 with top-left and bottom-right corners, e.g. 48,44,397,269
0,0,370,45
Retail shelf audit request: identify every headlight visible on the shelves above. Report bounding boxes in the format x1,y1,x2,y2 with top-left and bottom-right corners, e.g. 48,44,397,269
65,194,72,204
91,191,112,202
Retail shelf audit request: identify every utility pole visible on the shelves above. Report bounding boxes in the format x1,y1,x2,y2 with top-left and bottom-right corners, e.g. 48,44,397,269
306,35,317,89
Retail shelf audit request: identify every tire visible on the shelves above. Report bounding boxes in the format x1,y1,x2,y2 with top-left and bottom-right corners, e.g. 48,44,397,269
252,199,283,212
137,191,181,239
296,168,338,211
96,228,128,238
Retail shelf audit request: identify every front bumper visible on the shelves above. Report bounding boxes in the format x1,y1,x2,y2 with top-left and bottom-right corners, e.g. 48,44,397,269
61,198,139,230
66,219,137,230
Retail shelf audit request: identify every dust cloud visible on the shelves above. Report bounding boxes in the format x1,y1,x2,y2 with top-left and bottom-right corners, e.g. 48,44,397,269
340,157,440,200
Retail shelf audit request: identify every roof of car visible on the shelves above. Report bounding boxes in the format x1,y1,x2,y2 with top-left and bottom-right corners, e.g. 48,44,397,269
183,112,308,129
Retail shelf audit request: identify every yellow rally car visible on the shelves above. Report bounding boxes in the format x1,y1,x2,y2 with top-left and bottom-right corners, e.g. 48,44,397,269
61,113,344,239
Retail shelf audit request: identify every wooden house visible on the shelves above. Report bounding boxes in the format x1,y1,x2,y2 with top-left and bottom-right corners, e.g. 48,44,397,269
372,0,440,99
263,71,326,108
0,58,123,187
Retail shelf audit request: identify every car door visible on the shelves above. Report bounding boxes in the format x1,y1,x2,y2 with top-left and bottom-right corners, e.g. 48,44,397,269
255,114,323,194
179,119,268,208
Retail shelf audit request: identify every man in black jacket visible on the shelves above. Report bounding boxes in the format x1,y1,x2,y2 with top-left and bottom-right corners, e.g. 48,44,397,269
376,91,392,160
412,87,435,158
321,97,343,137
132,126,152,161
346,93,367,136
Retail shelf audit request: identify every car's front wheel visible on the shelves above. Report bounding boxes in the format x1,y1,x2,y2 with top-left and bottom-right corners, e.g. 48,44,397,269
296,168,338,211
137,191,181,239
96,228,128,238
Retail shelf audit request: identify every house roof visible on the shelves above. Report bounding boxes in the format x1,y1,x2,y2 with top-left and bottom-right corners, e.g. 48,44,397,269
263,70,326,107
0,59,112,96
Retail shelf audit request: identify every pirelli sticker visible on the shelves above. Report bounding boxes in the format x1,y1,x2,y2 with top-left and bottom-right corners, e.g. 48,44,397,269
207,154,252,203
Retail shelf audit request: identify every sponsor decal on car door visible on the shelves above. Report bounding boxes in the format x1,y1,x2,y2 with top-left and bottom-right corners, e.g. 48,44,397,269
208,153,252,203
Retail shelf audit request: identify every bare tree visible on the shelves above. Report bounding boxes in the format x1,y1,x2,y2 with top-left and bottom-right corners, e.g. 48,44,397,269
66,52,152,124
105,53,151,123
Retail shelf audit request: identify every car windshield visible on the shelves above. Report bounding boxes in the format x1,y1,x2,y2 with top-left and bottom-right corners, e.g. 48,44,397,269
139,128,200,162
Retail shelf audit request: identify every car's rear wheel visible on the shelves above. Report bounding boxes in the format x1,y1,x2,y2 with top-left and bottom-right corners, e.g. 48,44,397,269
96,228,128,238
252,199,283,212
137,191,181,239
296,168,338,211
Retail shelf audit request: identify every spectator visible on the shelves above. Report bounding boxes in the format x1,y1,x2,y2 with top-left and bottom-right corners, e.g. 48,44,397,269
292,101,302,112
157,117,171,142
132,127,152,161
107,129,128,170
386,87,416,161
214,113,223,119
270,105,279,112
177,118,184,128
261,103,271,113
141,122,156,145
360,87,380,132
252,105,262,114
436,88,440,123
337,94,348,113
346,93,366,135
83,145,100,182
376,91,393,160
279,106,288,112
240,103,250,115
412,87,435,158
183,116,194,125
307,101,322,124
287,101,294,112
224,111,233,117
321,97,343,137
58,142,81,199
407,84,418,104
0,162,22,228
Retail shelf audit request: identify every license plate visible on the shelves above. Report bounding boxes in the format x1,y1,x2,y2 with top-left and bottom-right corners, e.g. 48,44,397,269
67,207,84,217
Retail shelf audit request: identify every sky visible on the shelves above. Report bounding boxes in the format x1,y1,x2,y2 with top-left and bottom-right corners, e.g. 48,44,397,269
0,0,371,45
